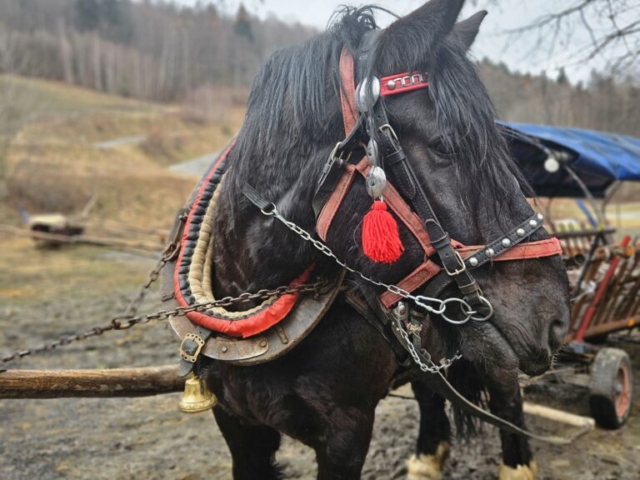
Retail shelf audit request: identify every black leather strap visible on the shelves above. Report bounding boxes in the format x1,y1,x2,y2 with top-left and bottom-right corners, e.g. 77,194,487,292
372,107,485,309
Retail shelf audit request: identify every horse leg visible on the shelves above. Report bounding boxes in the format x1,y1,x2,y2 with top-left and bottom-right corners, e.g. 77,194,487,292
485,374,538,480
213,407,283,480
313,407,375,480
406,380,451,480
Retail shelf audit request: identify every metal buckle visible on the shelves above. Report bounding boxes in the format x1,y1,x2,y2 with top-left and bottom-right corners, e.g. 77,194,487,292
444,251,467,277
180,333,205,363
378,124,399,144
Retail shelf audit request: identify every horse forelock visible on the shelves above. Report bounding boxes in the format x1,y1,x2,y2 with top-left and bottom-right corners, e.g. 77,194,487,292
358,30,533,231
231,7,379,176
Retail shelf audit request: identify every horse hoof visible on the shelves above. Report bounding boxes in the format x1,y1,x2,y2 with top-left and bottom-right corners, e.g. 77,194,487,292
498,461,539,480
406,442,450,480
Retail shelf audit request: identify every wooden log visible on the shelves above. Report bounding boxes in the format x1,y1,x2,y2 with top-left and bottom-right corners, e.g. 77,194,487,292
0,225,160,257
583,316,640,338
0,366,184,399
523,402,595,431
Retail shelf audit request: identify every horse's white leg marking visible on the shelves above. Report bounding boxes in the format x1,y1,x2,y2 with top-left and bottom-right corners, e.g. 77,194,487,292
498,461,539,480
406,441,450,480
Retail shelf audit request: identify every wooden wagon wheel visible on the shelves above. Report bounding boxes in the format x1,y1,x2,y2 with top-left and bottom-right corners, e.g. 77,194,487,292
589,348,633,429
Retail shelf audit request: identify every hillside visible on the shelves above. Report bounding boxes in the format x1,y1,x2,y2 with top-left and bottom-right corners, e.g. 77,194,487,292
0,75,243,229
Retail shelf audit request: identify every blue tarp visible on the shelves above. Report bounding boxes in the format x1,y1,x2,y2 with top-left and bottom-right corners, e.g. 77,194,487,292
500,122,640,198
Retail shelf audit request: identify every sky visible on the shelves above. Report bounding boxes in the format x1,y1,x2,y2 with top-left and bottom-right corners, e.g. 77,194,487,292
173,0,617,83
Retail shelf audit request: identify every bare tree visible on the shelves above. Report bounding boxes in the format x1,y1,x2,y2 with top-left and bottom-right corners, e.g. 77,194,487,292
474,0,640,74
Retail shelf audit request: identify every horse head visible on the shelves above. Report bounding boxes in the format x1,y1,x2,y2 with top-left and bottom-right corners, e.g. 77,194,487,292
214,0,570,377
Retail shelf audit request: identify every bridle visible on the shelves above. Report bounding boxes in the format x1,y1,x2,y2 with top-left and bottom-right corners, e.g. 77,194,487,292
229,45,576,443
308,48,562,323
244,46,561,325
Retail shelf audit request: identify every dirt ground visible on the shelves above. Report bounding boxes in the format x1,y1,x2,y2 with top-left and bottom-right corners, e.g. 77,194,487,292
1,242,640,480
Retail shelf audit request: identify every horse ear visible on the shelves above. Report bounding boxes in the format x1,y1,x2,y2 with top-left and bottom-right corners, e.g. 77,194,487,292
451,10,488,51
383,0,465,52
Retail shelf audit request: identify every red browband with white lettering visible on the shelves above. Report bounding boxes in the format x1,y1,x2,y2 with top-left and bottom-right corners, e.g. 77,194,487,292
380,72,429,96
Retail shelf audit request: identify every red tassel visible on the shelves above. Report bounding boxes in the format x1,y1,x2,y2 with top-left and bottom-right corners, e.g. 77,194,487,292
362,200,404,263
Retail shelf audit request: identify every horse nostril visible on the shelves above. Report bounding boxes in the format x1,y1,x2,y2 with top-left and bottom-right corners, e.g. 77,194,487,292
548,318,567,351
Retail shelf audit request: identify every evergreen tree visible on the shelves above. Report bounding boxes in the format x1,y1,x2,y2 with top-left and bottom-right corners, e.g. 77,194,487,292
75,0,101,31
234,4,253,42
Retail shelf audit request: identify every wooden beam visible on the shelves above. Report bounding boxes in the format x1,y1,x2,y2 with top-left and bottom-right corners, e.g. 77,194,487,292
0,366,184,399
523,402,595,431
583,316,639,338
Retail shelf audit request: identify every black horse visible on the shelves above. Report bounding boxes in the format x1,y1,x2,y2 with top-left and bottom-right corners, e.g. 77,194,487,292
202,1,570,479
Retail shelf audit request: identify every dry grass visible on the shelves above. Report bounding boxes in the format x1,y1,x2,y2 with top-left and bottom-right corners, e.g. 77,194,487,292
1,76,244,230
0,235,149,305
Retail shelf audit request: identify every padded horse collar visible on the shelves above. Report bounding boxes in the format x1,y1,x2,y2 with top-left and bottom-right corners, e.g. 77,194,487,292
312,48,562,321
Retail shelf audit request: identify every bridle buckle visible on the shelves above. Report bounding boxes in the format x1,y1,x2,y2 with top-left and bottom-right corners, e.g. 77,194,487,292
444,251,467,277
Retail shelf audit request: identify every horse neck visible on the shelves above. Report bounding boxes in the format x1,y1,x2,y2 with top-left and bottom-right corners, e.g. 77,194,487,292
210,146,325,298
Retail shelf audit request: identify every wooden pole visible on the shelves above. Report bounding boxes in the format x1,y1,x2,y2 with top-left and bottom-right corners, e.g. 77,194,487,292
0,366,184,399
523,402,595,431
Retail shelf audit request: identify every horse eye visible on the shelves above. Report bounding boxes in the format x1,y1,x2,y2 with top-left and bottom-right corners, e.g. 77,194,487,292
428,137,453,157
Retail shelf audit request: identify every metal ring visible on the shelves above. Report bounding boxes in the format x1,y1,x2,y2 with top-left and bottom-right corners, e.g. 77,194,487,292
260,204,277,216
470,296,494,322
439,298,476,325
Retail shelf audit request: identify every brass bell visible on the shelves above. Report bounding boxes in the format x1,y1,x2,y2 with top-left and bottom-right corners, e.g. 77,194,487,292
179,374,217,413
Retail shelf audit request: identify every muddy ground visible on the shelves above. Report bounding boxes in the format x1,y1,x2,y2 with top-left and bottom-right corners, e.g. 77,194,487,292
1,247,640,480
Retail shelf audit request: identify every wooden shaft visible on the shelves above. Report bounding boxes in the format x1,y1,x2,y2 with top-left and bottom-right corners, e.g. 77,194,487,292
523,402,595,430
575,235,631,342
583,316,640,338
0,366,184,399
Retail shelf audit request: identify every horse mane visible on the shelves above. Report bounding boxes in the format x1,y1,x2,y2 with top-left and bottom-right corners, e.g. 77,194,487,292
363,26,533,225
227,4,531,233
231,7,378,168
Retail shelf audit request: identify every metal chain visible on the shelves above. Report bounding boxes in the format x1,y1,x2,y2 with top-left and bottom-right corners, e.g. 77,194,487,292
391,315,461,374
0,275,326,367
123,256,168,316
261,205,481,323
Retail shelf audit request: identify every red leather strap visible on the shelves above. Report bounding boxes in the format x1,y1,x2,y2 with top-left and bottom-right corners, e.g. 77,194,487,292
380,72,429,97
379,238,563,308
317,167,357,241
458,238,563,261
339,49,358,134
380,261,442,309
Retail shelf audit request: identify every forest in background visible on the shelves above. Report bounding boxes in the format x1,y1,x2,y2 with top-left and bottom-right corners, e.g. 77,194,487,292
0,0,637,138
0,0,315,101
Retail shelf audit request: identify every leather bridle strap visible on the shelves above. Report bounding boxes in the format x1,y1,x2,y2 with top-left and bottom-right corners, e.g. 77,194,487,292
317,48,562,311
372,94,488,311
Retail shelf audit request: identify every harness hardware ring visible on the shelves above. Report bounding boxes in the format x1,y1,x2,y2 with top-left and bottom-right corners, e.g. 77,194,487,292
470,296,494,322
439,298,476,325
261,204,277,216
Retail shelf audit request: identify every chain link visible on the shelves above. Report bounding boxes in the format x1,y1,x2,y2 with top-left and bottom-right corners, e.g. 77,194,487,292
262,205,481,322
0,271,326,367
123,256,168,316
391,314,461,374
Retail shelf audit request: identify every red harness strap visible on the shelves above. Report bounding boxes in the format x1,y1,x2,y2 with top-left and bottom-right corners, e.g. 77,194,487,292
174,143,315,338
318,49,562,308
